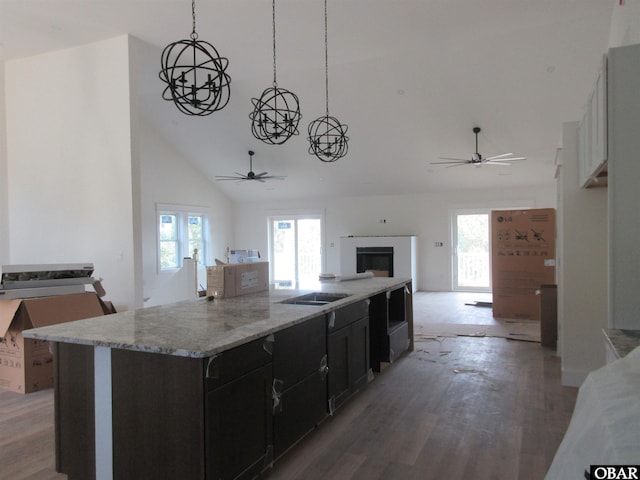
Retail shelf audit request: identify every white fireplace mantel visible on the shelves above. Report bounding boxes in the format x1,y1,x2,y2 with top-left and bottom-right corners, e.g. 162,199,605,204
339,235,417,291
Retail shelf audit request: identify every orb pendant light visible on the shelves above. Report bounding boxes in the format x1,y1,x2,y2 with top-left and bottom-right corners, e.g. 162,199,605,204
249,0,302,145
159,0,231,116
307,0,349,162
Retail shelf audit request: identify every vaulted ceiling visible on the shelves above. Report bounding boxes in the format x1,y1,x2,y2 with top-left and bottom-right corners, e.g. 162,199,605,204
0,1,614,202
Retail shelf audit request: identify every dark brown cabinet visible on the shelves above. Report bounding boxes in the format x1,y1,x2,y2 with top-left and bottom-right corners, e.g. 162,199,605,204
369,284,411,372
54,343,96,480
272,315,327,458
55,337,274,480
327,300,370,412
205,337,274,480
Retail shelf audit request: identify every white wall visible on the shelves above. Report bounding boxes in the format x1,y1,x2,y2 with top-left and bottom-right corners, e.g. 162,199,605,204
234,185,556,291
137,120,234,303
610,0,640,47
0,61,8,266
5,36,137,311
558,122,608,386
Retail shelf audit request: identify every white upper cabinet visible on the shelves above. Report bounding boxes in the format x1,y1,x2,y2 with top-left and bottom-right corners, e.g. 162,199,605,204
578,55,608,188
608,43,640,330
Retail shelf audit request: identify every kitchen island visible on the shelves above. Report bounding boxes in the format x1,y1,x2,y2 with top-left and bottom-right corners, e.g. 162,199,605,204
23,277,413,480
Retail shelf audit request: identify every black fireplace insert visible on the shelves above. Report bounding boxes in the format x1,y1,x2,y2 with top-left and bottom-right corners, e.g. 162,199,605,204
356,246,394,277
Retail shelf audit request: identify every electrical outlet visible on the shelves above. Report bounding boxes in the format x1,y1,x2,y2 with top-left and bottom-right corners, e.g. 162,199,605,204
434,242,444,247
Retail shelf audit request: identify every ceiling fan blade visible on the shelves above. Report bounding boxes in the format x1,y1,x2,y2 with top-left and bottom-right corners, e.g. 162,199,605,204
431,160,469,165
484,153,513,160
215,175,244,180
254,172,269,177
446,163,469,168
484,162,513,166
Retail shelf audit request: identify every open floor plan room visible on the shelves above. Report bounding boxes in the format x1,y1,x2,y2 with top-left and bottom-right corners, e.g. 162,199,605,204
0,292,577,480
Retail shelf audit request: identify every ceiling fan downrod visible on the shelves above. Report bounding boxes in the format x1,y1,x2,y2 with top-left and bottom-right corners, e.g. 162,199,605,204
473,127,482,161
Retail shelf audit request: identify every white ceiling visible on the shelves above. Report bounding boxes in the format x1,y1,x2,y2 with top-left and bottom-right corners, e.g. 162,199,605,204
0,1,614,203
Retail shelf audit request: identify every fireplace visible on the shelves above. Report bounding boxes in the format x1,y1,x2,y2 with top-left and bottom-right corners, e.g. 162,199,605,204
340,235,417,291
356,247,394,277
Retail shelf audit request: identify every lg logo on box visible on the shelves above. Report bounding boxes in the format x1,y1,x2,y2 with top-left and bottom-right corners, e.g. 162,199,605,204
589,466,640,480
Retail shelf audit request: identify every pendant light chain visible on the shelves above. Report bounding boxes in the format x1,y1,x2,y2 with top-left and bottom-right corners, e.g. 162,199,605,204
272,0,277,86
191,0,197,39
324,0,329,115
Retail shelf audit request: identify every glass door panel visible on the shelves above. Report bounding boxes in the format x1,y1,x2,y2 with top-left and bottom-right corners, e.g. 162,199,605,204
297,219,322,288
270,216,323,289
272,220,296,288
453,212,490,291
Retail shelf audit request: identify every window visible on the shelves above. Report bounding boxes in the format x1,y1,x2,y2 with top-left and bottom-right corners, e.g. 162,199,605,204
157,205,208,271
268,213,324,289
159,214,179,269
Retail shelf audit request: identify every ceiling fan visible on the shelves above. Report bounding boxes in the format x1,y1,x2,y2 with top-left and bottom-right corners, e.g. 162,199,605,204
431,127,526,168
215,150,286,182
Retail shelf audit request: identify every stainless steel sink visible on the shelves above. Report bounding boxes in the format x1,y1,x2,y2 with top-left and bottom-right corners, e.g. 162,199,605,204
279,292,351,306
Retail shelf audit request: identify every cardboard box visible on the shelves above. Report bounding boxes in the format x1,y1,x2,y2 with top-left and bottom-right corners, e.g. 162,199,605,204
207,262,269,299
0,292,108,393
491,209,556,320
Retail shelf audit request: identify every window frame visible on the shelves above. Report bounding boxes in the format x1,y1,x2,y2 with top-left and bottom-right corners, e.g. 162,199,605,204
157,204,210,273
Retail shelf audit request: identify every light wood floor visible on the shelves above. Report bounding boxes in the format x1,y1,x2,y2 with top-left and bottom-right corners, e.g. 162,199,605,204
263,292,577,480
0,387,64,479
0,292,577,480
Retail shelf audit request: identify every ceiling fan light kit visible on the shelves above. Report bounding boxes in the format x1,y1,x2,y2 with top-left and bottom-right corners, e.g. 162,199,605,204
431,127,526,168
159,0,231,116
249,0,302,145
307,0,349,162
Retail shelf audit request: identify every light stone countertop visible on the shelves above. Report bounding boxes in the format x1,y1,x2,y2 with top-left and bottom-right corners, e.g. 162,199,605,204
23,277,410,358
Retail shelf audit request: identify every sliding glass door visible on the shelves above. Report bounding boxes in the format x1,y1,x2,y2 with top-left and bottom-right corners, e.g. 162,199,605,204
269,215,323,289
452,210,491,292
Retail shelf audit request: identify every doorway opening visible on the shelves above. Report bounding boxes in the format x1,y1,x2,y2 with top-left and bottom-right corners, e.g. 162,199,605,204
269,214,323,289
452,210,491,292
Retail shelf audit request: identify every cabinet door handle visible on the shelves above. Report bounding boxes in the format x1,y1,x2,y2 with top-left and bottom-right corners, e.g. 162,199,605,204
318,354,329,379
263,334,275,355
205,355,220,379
328,311,336,329
404,285,410,295
272,378,284,414
328,396,336,416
